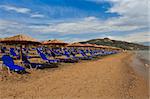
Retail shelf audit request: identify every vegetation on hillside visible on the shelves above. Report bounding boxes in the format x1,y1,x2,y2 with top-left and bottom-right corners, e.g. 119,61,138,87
80,38,149,50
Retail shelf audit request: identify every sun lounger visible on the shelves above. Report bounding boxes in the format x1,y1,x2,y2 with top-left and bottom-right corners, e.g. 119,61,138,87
22,54,58,69
2,55,26,73
1,47,6,53
49,49,78,63
62,50,79,62
10,48,20,59
68,49,91,60
79,50,93,60
37,49,59,63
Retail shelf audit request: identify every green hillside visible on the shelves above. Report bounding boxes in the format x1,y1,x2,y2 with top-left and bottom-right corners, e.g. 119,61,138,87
80,38,149,50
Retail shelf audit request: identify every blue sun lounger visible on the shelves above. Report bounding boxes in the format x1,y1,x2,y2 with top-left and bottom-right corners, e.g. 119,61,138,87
22,53,44,69
79,50,93,59
37,49,59,63
2,55,25,73
68,49,92,60
48,49,78,63
10,48,20,59
22,54,58,69
87,50,97,57
62,50,79,62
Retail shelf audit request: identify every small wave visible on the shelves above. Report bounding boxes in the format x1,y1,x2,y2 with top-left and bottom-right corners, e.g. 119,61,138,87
130,51,149,80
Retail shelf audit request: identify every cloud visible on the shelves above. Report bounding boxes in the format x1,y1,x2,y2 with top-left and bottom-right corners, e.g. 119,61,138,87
30,14,45,18
31,16,141,34
0,5,45,18
0,0,149,42
0,5,31,14
107,0,149,26
0,20,35,38
108,32,150,42
0,18,149,42
29,0,148,34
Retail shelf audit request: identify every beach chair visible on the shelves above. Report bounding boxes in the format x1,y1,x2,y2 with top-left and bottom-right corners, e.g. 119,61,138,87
22,54,58,69
62,50,79,62
69,51,83,59
79,50,93,60
50,49,63,56
1,47,6,53
92,50,101,57
87,50,97,57
37,49,59,63
49,49,78,63
2,55,26,74
49,49,57,58
98,50,107,56
10,48,20,59
68,49,91,60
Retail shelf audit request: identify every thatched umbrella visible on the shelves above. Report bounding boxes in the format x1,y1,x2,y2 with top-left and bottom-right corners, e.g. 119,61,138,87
94,45,106,49
83,43,94,47
67,42,84,48
0,34,39,44
95,45,119,51
0,34,41,61
107,46,122,51
92,44,100,50
42,39,68,48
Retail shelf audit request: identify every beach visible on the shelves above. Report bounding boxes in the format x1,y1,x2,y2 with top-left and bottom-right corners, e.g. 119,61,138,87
0,52,149,99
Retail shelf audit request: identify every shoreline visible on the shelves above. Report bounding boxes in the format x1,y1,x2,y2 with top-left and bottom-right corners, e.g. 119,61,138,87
130,51,149,80
0,52,149,99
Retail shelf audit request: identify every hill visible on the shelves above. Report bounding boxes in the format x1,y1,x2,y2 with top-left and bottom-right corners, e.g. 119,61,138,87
79,38,149,50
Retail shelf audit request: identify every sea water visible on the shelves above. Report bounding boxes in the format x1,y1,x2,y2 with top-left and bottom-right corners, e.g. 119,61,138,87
131,50,150,80
135,50,150,64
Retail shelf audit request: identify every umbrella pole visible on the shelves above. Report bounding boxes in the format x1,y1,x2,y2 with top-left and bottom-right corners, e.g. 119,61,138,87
20,45,23,61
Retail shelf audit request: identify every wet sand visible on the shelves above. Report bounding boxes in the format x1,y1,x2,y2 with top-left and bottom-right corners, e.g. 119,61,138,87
0,52,149,99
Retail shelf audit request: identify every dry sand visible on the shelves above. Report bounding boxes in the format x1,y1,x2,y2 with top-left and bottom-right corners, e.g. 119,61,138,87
0,52,149,99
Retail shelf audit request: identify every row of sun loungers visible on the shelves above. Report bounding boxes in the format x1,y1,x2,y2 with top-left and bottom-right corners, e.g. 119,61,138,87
0,47,118,74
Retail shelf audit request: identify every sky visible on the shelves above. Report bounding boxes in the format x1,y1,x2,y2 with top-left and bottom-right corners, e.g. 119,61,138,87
0,0,149,43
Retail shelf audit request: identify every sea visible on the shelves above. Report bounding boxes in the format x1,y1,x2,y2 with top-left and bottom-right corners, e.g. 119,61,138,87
135,50,150,63
131,50,150,80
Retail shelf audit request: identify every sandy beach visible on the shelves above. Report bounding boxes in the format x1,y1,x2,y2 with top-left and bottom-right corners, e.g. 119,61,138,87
0,52,149,99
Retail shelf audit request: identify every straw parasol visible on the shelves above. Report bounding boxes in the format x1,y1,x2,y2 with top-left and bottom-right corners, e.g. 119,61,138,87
95,45,107,48
0,34,41,60
42,39,68,46
83,43,94,47
92,44,100,49
107,46,122,51
91,44,112,50
95,45,121,51
0,34,40,44
67,42,84,47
